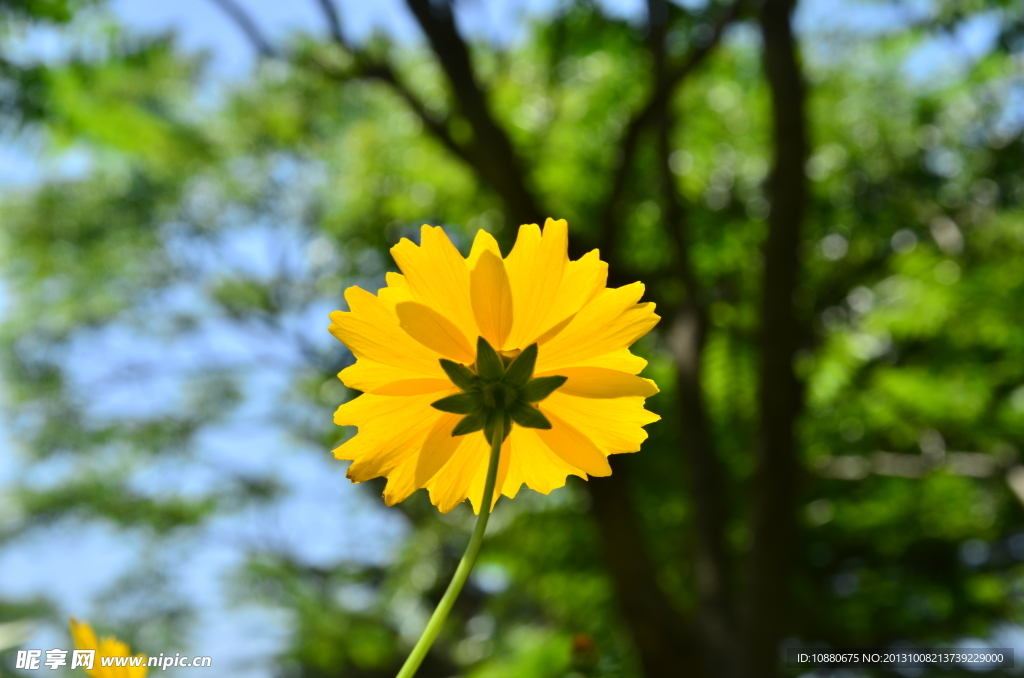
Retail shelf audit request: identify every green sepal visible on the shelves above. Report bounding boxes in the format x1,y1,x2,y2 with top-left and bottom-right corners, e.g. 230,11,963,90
476,336,505,382
431,393,482,414
519,375,568,402
439,359,479,392
503,343,537,388
508,401,552,430
452,410,487,436
483,409,512,445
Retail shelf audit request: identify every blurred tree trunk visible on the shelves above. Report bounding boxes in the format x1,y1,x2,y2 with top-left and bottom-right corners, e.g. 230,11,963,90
669,305,738,677
404,0,545,227
655,70,738,678
744,0,808,676
589,472,706,678
399,2,705,674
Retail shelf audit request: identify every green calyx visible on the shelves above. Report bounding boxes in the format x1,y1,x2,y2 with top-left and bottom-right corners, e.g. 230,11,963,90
432,337,567,444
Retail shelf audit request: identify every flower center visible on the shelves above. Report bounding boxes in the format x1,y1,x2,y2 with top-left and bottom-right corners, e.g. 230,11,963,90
431,337,567,443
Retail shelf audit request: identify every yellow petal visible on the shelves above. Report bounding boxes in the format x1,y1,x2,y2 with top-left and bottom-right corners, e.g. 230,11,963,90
329,287,445,384
535,283,659,373
470,250,513,349
396,301,476,363
377,272,413,308
535,409,612,477
391,225,479,342
383,413,462,505
333,392,455,481
382,454,421,506
467,229,502,268
426,433,484,513
503,219,568,350
467,434,511,514
500,220,609,348
502,426,583,497
70,619,107,678
100,637,128,657
414,414,466,487
557,347,649,374
532,249,608,345
542,391,660,455
365,377,453,396
95,636,142,678
335,358,444,395
532,313,576,345
70,618,99,651
536,366,659,398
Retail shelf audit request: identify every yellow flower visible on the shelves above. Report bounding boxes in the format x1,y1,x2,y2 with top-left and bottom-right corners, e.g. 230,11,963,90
328,218,660,513
69,618,147,677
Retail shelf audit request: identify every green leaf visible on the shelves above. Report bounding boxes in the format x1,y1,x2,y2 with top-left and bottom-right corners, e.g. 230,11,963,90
452,410,487,437
503,343,537,388
509,401,552,430
519,375,568,402
476,336,504,382
439,359,479,391
431,392,482,414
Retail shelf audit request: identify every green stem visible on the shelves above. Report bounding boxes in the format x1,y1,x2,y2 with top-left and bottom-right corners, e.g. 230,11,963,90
395,420,504,678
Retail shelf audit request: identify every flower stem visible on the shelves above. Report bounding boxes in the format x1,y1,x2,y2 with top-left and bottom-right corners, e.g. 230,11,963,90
395,420,504,678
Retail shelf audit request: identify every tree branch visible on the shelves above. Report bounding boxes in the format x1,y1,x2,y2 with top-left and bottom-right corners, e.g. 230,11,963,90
325,58,472,166
210,0,472,176
403,0,545,227
207,0,277,58
573,3,746,676
596,0,747,261
312,0,346,46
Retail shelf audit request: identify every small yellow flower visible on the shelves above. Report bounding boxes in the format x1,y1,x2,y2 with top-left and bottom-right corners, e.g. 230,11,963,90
328,218,660,513
69,618,147,677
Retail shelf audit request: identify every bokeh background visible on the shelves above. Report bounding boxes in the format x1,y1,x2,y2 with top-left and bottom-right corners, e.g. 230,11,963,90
1,0,1024,676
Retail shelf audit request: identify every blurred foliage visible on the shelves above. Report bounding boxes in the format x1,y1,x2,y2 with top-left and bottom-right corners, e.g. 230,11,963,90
2,1,1024,677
